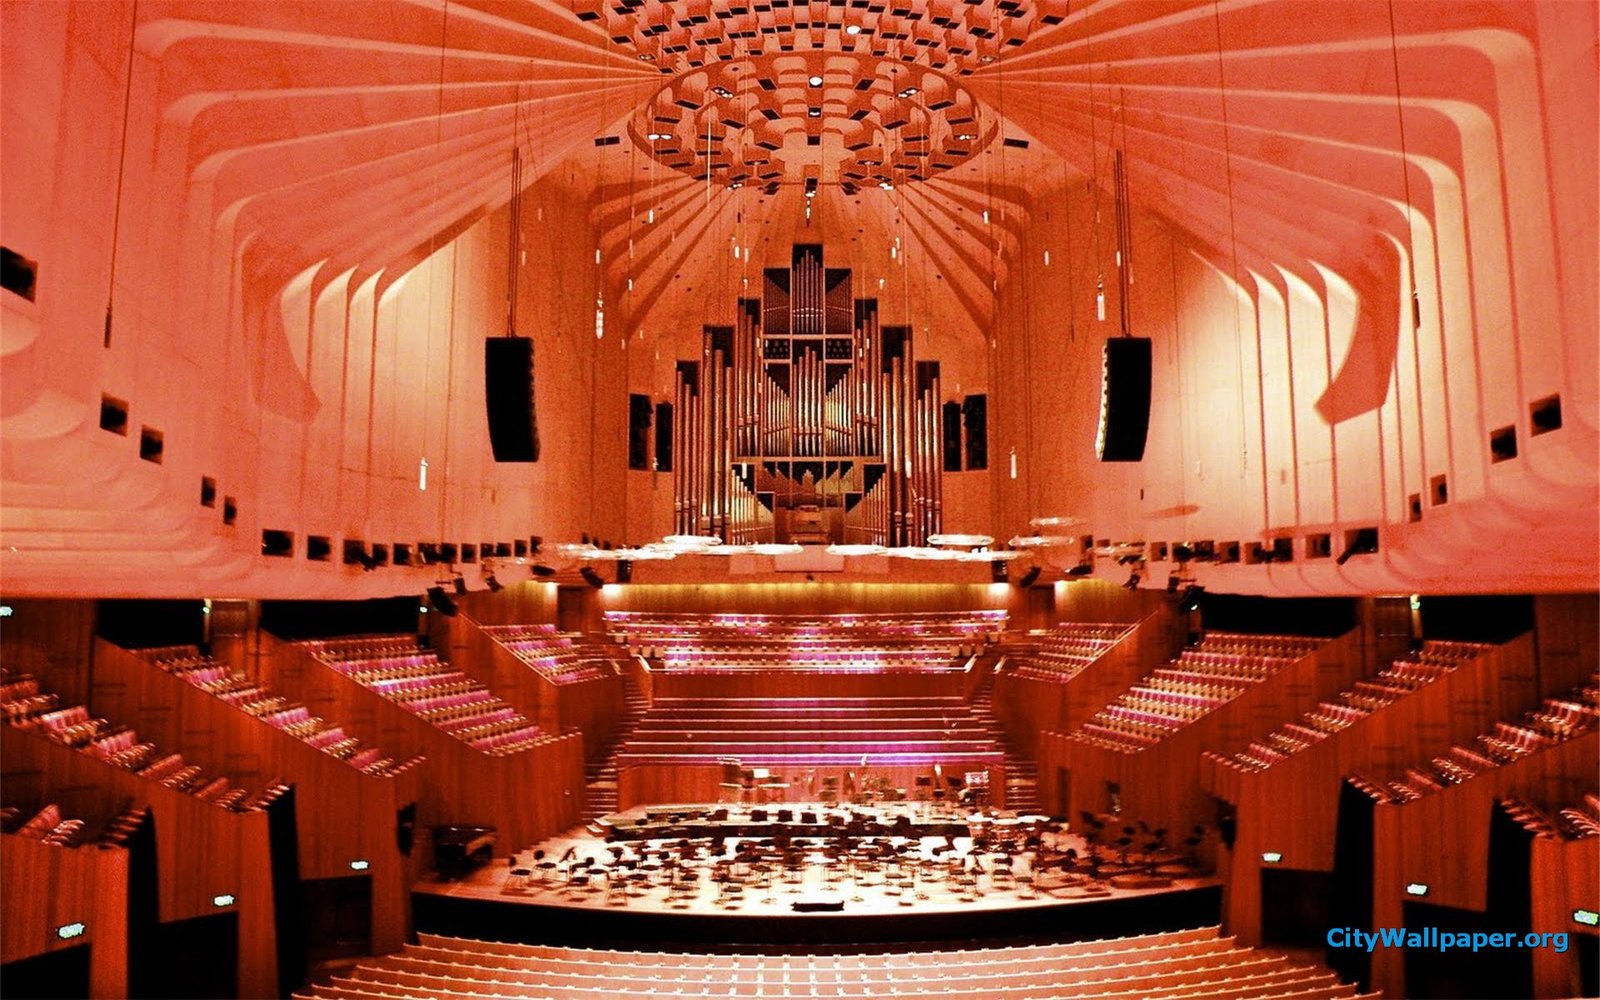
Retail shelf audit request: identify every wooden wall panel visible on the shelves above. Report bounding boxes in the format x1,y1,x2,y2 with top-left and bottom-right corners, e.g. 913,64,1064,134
1369,731,1599,998
1533,593,1600,695
0,598,97,708
1,831,129,999
1036,630,1366,835
261,635,584,852
1531,833,1598,998
0,728,278,998
87,640,421,952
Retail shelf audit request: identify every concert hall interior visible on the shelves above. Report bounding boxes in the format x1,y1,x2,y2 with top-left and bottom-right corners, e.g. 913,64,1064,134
1,1,1596,998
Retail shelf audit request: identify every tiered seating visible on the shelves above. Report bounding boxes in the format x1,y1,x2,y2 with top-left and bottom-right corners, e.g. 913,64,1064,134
480,625,611,684
604,610,1006,673
138,646,423,777
1070,634,1324,754
1009,623,1134,682
293,927,1375,999
1556,793,1600,839
304,637,543,756
1207,641,1489,776
1355,678,1599,803
0,802,143,847
1,670,285,811
616,695,1001,767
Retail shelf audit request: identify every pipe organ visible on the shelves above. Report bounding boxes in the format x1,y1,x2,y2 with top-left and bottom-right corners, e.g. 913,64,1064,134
673,245,944,546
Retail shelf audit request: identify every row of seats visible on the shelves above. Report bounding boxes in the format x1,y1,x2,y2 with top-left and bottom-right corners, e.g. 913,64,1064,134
1502,794,1600,840
603,611,1006,674
480,625,612,684
0,802,142,848
1351,677,1599,802
615,695,1002,766
1008,622,1135,682
1205,640,1490,775
1,670,287,812
292,926,1374,999
139,646,423,777
1069,634,1325,754
303,637,546,756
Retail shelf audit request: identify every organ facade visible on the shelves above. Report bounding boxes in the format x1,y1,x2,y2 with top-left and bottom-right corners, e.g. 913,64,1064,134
673,244,944,546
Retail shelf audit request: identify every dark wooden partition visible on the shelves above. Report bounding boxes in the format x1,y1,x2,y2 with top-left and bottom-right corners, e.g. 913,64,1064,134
1035,630,1366,834
1368,731,1598,997
261,635,584,852
993,609,1182,757
88,640,424,953
1210,635,1535,944
0,729,280,998
1,832,131,998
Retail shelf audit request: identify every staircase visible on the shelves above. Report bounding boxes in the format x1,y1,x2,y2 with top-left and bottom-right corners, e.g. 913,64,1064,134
970,658,1042,815
581,666,648,822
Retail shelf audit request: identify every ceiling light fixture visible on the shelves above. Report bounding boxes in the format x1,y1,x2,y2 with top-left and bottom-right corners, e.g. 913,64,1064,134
808,75,824,87
638,53,655,61
845,24,861,36
807,107,821,118
646,132,672,141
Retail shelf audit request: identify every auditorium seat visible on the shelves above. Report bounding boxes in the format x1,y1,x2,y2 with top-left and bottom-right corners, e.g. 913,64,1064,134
1204,640,1493,777
1067,634,1325,753
135,645,424,776
1007,623,1135,682
1350,676,1599,802
480,625,613,684
1,669,287,811
303,637,547,755
290,927,1375,999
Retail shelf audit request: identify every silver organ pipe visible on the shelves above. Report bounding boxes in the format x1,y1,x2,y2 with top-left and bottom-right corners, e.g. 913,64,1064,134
673,245,945,548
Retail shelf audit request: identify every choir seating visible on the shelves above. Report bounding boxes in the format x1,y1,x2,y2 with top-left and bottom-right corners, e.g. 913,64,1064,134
305,637,545,755
478,626,611,685
1070,634,1325,754
604,610,1006,673
292,927,1377,999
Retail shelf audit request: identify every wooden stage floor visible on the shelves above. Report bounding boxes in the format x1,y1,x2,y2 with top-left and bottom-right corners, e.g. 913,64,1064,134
413,804,1222,946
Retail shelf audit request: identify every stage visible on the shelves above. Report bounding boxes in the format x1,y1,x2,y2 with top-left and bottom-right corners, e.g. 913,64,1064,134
413,804,1222,946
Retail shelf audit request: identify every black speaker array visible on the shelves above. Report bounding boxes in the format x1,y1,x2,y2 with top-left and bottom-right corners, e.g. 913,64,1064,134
1096,337,1152,462
942,401,963,472
628,394,653,470
485,337,540,462
962,394,988,470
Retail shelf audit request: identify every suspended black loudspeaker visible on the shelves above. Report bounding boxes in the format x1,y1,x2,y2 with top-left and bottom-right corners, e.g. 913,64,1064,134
579,567,606,589
485,337,540,462
1015,565,1042,588
1096,337,1152,462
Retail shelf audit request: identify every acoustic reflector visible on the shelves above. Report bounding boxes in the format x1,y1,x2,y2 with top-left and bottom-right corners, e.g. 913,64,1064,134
1096,338,1151,462
485,337,540,462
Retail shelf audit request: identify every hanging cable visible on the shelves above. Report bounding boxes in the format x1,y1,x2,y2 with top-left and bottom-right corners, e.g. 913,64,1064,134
1386,0,1422,331
103,0,141,348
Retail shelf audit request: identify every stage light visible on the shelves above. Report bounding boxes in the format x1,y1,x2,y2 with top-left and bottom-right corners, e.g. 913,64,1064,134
1066,564,1093,577
484,573,503,593
1172,544,1193,563
1015,565,1042,588
1167,575,1181,593
580,567,606,589
1123,571,1141,590
426,586,459,617
452,575,468,596
1179,585,1204,613
1336,527,1379,565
